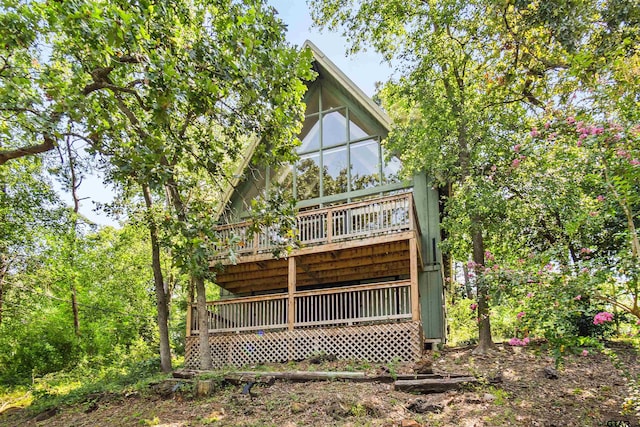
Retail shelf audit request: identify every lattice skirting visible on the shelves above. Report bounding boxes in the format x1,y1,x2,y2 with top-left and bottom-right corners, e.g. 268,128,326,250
184,321,423,369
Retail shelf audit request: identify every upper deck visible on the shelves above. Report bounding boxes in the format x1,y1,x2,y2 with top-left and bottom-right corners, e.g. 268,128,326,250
210,192,423,295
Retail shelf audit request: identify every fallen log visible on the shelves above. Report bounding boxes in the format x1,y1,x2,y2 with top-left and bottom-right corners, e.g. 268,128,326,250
225,371,369,383
394,376,477,393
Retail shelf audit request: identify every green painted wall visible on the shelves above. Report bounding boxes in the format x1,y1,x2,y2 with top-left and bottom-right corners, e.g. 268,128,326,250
412,173,445,340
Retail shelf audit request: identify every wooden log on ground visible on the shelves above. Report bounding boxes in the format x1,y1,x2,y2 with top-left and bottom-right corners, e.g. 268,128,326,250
173,369,203,379
394,376,478,393
225,371,369,383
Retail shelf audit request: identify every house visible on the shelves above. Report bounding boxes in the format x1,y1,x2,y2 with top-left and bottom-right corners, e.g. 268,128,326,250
184,41,445,369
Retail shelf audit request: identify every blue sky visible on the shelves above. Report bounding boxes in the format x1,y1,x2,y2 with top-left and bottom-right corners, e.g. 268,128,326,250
72,1,392,226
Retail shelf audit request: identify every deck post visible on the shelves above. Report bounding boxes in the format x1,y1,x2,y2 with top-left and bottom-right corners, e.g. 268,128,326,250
288,256,296,330
186,304,192,337
409,237,420,321
326,210,333,243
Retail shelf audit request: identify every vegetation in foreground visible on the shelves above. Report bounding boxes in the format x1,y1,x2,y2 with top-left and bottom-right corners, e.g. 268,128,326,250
1,341,638,427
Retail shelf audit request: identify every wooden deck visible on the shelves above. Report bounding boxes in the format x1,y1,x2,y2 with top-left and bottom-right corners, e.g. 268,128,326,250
184,193,425,368
189,279,413,335
213,192,421,264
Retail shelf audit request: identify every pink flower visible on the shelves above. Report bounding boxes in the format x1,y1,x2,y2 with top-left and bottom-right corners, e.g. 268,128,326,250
636,319,640,326
470,303,478,311
593,127,604,135
596,195,605,202
491,164,497,172
512,158,521,168
526,292,533,298
574,295,582,301
589,211,598,217
513,144,521,153
548,132,557,140
582,349,589,357
508,337,529,347
484,250,495,261
616,149,630,158
631,159,640,166
530,127,540,137
580,247,592,254
544,121,551,130
593,311,614,325
517,311,526,319
566,116,576,125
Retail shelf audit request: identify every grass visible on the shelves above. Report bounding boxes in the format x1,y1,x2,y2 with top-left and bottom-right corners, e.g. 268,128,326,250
0,356,172,416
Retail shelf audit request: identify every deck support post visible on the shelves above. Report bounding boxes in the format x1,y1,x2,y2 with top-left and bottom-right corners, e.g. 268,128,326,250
186,304,192,337
288,256,296,330
409,237,420,321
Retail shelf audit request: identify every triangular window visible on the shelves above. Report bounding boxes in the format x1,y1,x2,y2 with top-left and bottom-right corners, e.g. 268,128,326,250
275,81,400,202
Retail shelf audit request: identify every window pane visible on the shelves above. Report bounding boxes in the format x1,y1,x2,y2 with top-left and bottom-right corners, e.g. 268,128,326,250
349,110,377,139
272,163,294,192
296,153,320,200
350,139,381,190
322,146,348,196
382,147,402,183
322,109,347,148
349,116,368,140
299,115,320,153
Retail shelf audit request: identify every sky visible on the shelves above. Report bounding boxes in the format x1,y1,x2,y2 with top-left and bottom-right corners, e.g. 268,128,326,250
69,1,393,227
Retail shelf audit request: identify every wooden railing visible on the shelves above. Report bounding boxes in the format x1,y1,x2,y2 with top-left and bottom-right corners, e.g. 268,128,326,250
214,192,417,258
189,280,412,335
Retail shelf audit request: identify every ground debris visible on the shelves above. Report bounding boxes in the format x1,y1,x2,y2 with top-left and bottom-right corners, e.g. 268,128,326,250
543,366,559,379
3,343,638,427
406,397,444,414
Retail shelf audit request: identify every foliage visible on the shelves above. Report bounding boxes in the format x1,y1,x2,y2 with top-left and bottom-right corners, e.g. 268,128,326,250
0,225,161,385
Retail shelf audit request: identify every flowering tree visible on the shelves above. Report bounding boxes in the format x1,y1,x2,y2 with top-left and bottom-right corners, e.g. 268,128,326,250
523,115,640,323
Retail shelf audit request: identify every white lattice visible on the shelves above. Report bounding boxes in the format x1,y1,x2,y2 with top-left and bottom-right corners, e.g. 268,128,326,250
185,321,422,369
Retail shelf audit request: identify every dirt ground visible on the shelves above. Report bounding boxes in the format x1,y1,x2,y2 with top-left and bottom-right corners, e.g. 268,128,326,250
1,343,639,427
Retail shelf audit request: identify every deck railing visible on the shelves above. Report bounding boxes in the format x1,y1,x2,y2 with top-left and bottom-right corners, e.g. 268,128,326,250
214,192,417,259
189,280,412,335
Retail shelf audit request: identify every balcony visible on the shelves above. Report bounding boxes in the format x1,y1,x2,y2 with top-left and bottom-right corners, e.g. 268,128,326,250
189,279,412,335
213,192,421,264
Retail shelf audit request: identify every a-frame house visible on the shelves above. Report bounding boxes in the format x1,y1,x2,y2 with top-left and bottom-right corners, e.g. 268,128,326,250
184,41,445,369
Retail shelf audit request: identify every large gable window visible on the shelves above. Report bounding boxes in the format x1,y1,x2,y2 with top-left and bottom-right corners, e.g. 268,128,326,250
279,81,400,203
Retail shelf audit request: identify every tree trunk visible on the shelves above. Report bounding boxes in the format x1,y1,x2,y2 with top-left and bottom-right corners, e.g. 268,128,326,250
65,136,81,336
194,275,212,369
471,225,493,354
462,262,472,299
0,253,6,326
163,180,212,369
142,185,172,372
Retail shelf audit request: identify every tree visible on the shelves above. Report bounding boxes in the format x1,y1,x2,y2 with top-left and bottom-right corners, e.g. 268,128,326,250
2,0,312,369
0,156,60,326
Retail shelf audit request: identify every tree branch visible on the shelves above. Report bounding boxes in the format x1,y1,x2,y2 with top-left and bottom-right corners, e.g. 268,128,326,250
0,134,56,165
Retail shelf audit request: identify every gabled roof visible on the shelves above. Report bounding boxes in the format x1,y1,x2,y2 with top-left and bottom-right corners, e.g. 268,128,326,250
215,41,391,220
302,40,392,132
